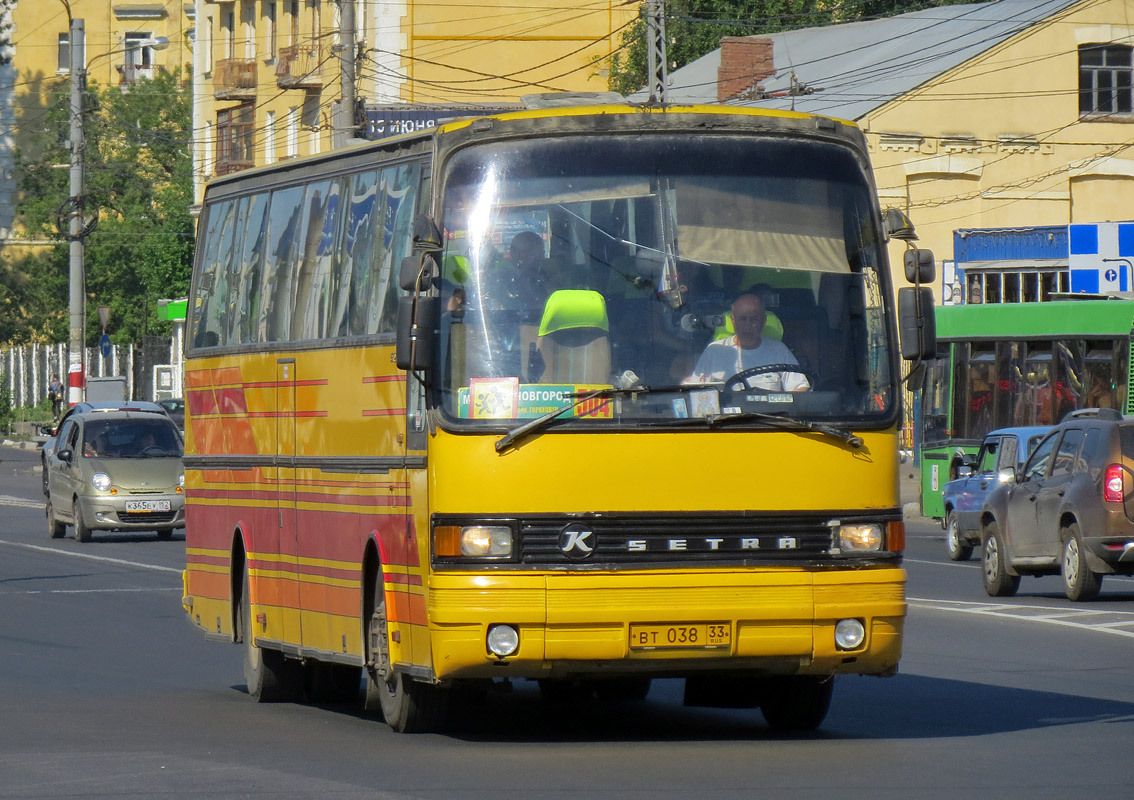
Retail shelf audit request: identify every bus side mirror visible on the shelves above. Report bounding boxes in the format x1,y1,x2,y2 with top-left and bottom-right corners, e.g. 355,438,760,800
904,248,936,283
898,287,936,360
400,253,439,292
396,296,437,370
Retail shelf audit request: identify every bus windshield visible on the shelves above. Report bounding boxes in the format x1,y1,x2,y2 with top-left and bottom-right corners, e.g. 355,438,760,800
435,134,894,427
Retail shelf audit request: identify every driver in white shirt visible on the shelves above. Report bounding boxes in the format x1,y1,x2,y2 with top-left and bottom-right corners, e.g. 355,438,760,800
688,293,810,391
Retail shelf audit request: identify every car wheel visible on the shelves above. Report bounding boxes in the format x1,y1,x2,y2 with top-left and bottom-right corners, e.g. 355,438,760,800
363,568,447,732
45,499,65,539
981,521,1019,597
1061,524,1102,602
759,676,834,732
72,499,91,543
240,567,302,702
945,510,973,562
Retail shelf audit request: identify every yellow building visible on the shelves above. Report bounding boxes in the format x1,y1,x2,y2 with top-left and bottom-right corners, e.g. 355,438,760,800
1,0,194,249
662,0,1134,302
192,1,635,200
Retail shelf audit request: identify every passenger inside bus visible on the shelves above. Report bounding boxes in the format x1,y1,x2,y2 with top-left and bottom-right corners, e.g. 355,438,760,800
687,294,810,391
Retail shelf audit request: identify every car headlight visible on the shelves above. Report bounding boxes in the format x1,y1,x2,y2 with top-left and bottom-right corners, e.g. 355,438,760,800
839,523,883,552
434,525,513,558
91,472,112,492
179,473,185,488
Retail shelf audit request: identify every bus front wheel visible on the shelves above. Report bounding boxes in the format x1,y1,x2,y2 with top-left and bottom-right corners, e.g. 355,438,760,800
759,676,833,731
364,568,447,732
241,567,302,702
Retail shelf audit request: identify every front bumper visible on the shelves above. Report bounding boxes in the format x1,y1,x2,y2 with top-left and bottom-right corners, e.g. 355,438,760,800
424,567,906,682
77,493,186,531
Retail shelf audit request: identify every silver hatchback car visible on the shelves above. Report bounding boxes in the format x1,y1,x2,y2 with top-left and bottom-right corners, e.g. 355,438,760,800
44,410,185,542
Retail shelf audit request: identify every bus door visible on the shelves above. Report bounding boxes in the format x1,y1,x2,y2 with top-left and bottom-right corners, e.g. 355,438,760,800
275,357,303,647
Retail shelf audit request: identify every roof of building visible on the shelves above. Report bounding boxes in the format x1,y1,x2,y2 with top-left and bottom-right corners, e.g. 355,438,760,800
642,0,1081,120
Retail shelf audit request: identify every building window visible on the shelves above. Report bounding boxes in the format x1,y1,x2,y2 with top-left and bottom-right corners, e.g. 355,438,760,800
286,106,299,158
56,33,69,73
1079,44,1133,116
217,103,255,175
265,1,278,61
265,110,276,164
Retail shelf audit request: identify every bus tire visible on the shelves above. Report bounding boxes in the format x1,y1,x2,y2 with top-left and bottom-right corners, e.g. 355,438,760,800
73,499,91,543
240,567,302,703
759,676,833,731
46,499,65,539
945,510,973,561
1062,524,1102,602
364,568,447,732
981,521,1019,597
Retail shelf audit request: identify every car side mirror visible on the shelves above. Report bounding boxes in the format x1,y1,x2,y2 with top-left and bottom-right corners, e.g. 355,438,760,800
996,467,1016,483
956,465,972,478
57,449,73,463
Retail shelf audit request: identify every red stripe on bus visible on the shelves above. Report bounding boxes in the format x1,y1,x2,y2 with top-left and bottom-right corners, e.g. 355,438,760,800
215,388,249,414
187,390,218,415
362,409,405,416
363,375,407,384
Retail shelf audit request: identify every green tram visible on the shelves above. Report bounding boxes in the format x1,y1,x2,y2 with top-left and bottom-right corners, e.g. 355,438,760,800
918,299,1134,521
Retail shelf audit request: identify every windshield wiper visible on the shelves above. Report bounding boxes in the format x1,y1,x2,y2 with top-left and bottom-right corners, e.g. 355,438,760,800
702,410,864,449
494,383,709,453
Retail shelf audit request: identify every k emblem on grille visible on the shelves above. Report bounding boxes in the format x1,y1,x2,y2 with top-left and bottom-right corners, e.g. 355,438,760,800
558,523,595,560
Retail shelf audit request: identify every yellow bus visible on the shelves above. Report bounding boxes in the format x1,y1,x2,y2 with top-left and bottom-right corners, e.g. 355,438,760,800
181,101,935,733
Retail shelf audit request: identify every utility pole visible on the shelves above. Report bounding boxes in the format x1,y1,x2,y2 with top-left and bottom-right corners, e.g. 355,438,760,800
68,18,85,406
335,0,358,148
645,0,669,104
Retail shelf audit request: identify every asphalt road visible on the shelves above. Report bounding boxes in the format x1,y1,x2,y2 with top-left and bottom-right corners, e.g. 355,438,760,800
2,442,1132,799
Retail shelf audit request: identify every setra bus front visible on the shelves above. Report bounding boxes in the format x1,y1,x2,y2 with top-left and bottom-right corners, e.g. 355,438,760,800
392,106,936,731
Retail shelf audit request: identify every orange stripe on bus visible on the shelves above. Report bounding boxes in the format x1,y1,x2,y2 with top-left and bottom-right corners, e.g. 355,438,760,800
186,369,214,388
213,367,242,386
363,375,407,384
187,569,230,602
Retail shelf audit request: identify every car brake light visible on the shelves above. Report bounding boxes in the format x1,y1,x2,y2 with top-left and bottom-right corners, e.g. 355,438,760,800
1103,464,1125,503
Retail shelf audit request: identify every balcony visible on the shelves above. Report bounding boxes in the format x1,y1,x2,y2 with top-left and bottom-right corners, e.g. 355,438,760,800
276,43,325,90
117,63,161,87
214,58,258,101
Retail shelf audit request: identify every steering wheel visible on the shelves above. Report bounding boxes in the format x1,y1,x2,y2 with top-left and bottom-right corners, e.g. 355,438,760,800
723,363,814,392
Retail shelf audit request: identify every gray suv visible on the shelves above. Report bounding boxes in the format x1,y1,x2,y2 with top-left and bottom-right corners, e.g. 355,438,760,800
980,408,1134,601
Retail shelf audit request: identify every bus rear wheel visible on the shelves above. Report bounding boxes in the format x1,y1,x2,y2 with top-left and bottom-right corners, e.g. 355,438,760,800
758,676,834,731
240,567,302,702
364,568,447,732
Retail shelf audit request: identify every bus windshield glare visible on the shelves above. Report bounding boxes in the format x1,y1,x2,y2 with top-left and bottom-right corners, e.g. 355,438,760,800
436,134,894,427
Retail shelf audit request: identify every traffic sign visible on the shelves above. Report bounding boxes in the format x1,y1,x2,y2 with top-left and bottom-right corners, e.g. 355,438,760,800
99,333,111,358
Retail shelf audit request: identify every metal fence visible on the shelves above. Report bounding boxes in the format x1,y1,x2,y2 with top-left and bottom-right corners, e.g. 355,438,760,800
0,337,177,409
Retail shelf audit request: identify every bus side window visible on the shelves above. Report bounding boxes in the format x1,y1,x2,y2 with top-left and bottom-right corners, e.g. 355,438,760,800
231,192,269,344
193,198,237,348
291,179,341,341
260,185,308,342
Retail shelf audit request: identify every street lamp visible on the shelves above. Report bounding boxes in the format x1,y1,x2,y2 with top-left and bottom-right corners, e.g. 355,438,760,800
67,20,169,406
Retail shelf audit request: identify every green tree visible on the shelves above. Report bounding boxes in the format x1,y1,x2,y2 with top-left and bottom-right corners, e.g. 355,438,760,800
9,69,194,345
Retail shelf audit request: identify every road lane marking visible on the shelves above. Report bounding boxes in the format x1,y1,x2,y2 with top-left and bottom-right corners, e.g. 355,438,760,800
0,539,181,573
0,494,44,509
909,596,1134,639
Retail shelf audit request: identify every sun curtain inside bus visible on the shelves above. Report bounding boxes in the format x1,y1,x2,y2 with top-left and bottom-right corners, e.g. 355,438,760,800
435,134,896,426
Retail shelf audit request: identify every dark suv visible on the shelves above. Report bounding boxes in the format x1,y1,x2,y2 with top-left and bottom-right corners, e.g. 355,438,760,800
980,408,1134,601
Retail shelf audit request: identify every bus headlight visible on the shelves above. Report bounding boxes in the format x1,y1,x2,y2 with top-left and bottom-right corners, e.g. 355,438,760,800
434,525,513,558
839,523,883,552
835,618,866,650
91,472,112,492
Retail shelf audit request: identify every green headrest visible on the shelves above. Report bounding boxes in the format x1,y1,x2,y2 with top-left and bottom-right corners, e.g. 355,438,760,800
538,290,609,336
